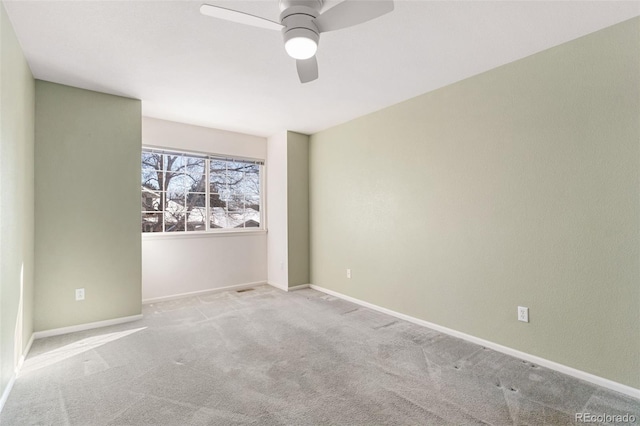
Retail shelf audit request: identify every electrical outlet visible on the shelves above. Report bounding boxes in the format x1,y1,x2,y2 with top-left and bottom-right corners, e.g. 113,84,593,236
346,269,351,279
518,306,529,323
75,288,85,301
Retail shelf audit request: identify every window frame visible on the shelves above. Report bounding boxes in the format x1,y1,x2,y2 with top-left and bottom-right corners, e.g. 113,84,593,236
141,146,266,236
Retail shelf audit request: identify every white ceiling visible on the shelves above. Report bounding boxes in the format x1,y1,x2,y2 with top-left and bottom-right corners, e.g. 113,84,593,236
4,1,639,137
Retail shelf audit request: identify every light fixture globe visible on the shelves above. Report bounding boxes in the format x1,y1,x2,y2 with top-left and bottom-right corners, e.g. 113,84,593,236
285,37,317,59
283,28,319,60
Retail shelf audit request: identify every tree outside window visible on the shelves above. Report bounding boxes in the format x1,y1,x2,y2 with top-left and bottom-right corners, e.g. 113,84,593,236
141,149,262,233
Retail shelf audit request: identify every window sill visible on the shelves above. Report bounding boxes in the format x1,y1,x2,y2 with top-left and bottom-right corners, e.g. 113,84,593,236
142,229,267,240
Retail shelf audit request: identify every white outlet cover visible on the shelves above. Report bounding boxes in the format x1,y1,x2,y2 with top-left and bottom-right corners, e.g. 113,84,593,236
518,306,529,323
75,288,85,301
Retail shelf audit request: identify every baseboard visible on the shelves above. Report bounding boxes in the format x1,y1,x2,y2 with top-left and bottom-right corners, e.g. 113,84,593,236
267,281,289,291
33,314,144,339
16,334,34,372
0,333,35,413
309,284,640,400
143,281,267,304
0,374,16,414
287,284,310,291
266,283,310,292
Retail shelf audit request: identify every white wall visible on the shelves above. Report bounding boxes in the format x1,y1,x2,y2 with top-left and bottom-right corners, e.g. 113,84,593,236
141,118,267,302
143,117,266,159
266,132,288,289
142,233,267,302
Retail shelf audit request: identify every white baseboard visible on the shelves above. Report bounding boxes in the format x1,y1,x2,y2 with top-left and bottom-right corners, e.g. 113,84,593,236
309,284,640,400
267,281,288,291
0,333,35,413
266,283,310,292
0,374,16,414
16,334,34,372
287,284,310,291
143,281,267,304
33,314,144,339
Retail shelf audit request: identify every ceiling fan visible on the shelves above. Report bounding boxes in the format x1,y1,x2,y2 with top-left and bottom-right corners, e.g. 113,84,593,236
200,0,394,83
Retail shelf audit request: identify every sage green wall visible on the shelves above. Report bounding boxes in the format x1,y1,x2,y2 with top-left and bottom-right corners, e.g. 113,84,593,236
309,18,640,388
34,81,141,331
0,2,35,398
0,3,34,400
287,131,310,287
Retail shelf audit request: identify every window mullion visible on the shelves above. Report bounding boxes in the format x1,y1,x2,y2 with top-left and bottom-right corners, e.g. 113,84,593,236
162,168,166,233
205,158,210,232
225,162,229,228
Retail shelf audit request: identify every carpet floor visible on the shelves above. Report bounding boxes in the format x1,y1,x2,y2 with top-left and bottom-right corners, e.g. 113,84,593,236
1,285,638,425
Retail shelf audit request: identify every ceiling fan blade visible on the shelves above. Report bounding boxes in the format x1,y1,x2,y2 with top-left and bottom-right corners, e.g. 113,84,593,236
315,0,394,33
297,57,318,83
200,4,283,31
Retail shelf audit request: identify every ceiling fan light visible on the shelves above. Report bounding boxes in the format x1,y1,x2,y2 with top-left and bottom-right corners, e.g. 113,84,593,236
285,36,317,60
283,27,319,60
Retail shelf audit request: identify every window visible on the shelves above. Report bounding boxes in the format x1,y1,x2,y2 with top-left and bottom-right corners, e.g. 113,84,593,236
141,148,263,233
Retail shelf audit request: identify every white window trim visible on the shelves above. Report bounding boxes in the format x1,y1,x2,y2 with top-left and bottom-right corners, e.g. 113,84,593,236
142,229,267,240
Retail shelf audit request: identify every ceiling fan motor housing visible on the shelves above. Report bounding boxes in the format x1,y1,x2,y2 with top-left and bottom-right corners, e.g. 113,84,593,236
279,0,323,12
280,5,321,54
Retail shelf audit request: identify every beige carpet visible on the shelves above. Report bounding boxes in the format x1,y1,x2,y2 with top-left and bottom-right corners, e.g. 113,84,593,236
1,285,638,425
